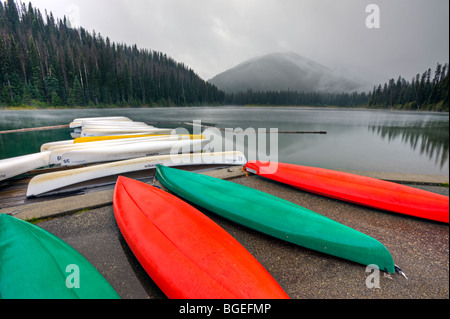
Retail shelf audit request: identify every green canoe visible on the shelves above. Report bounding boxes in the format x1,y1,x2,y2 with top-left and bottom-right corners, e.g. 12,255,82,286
155,165,396,274
0,214,120,299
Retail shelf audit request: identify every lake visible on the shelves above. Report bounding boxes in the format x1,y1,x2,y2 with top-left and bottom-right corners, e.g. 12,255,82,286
0,107,448,176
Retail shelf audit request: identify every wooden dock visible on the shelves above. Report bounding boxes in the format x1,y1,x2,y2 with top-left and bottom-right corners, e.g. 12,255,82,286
0,164,241,212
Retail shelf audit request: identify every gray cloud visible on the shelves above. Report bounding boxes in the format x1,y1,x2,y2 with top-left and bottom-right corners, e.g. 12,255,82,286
23,0,449,87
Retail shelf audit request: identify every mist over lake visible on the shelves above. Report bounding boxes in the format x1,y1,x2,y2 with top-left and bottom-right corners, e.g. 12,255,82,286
1,107,448,176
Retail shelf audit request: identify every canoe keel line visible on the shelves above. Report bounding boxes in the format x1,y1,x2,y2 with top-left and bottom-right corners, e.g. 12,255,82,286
0,152,51,182
27,151,247,197
0,214,120,299
113,176,289,299
244,161,449,224
155,165,409,277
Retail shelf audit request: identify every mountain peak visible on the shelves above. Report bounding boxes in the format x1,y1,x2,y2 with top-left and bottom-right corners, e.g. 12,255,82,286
209,52,363,93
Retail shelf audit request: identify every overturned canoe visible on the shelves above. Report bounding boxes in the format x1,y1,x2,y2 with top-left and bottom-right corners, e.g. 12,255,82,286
80,127,174,137
78,124,155,133
244,161,449,223
41,140,74,152
0,152,50,182
40,134,204,151
80,121,151,128
74,134,205,144
60,139,207,166
27,151,246,197
0,214,120,299
113,176,289,299
48,135,204,165
156,165,396,273
70,116,132,128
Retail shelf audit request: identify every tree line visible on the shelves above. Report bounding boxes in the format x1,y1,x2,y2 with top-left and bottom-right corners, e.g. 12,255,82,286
0,1,448,111
0,0,224,107
225,62,449,112
225,90,369,107
367,63,449,112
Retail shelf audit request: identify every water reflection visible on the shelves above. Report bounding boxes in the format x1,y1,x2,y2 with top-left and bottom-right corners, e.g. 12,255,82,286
369,121,449,170
0,129,72,159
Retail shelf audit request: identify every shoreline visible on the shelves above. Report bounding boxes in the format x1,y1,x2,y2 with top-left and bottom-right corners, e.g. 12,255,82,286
1,104,449,114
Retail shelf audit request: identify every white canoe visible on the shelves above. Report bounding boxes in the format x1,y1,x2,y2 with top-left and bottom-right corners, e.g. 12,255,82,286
41,140,74,152
71,132,81,138
80,127,174,137
27,151,247,197
70,116,132,128
48,135,202,165
50,134,196,152
73,134,195,143
81,121,152,129
40,134,202,151
0,152,51,182
78,124,155,132
60,139,207,166
41,134,150,151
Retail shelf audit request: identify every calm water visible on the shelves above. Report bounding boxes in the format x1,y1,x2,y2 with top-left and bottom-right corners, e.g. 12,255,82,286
0,107,448,176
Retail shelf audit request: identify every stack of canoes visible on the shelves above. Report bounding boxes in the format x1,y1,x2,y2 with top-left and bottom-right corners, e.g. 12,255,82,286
0,115,253,299
69,116,174,138
1,115,448,299
0,116,247,196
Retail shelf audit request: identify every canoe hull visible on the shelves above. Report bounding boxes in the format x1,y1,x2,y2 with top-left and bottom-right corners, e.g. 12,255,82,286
27,151,247,197
48,135,201,165
80,128,174,137
60,139,206,166
0,152,50,182
70,116,131,128
113,176,289,299
73,134,205,144
155,165,396,273
0,214,120,299
245,161,449,223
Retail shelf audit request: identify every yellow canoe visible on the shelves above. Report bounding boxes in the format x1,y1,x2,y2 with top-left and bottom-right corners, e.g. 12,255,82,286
74,134,205,144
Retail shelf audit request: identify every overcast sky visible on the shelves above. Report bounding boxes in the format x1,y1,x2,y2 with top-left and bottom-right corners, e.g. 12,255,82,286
21,0,449,86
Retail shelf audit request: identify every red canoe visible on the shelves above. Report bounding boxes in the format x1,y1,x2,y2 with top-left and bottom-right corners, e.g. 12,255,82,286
113,176,289,299
245,162,449,223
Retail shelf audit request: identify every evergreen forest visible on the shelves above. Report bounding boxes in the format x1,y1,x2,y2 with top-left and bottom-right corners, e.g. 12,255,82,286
0,0,224,107
226,63,449,112
367,64,449,112
0,1,448,112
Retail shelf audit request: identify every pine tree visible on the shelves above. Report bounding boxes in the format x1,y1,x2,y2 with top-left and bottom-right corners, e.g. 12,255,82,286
72,77,84,106
5,0,19,33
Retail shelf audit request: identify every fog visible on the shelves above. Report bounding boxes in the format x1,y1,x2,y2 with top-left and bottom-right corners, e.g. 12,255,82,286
22,0,449,87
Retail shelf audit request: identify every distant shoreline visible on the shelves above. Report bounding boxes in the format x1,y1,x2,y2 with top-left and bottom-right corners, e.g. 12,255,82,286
1,104,449,114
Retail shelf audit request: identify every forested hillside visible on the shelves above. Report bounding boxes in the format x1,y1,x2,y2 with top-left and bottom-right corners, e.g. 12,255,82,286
0,0,224,107
367,63,449,112
225,90,369,107
0,1,447,111
225,63,449,112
